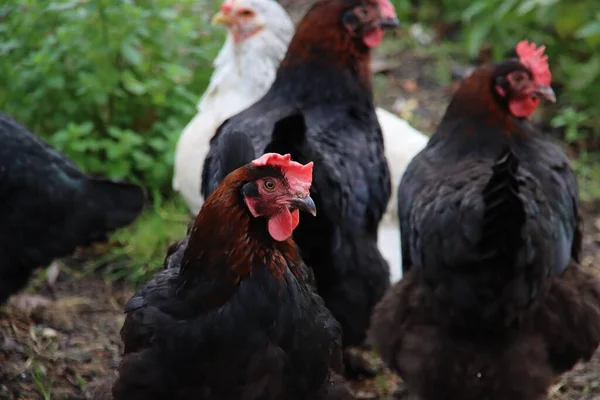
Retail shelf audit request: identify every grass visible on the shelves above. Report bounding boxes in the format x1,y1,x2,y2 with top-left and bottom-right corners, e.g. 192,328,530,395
574,154,600,203
31,363,54,400
83,197,191,287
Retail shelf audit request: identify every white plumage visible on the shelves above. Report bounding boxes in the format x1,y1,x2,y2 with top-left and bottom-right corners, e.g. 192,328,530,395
172,0,428,282
375,107,428,283
173,0,293,213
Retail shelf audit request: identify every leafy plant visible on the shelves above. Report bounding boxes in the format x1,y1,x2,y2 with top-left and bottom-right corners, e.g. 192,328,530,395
0,0,224,198
393,0,600,151
84,197,190,286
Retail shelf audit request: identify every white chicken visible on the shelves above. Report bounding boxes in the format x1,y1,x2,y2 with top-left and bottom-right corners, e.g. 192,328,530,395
173,0,428,282
172,0,293,213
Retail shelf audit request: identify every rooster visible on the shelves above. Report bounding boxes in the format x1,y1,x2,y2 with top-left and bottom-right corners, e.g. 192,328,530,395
0,112,145,305
111,139,352,399
201,0,398,374
172,0,293,213
172,0,428,282
369,41,600,400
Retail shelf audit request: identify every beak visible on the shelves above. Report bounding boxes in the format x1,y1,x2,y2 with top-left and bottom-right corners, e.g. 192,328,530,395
212,11,235,26
380,17,400,29
535,85,556,103
289,195,317,217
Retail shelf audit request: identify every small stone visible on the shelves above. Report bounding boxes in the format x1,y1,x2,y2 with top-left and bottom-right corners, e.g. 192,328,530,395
42,327,58,339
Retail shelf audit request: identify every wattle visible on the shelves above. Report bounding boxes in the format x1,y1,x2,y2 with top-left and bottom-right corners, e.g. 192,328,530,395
363,28,384,48
268,209,300,242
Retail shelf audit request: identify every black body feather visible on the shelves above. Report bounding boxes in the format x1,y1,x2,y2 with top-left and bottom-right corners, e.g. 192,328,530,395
0,112,145,304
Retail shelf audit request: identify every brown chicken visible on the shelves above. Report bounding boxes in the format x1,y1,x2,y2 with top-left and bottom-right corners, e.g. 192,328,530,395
370,41,600,400
110,133,352,399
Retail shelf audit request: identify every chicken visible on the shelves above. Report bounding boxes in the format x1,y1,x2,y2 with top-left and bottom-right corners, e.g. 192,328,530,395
369,41,600,400
112,137,352,399
201,0,398,370
0,112,145,305
172,0,428,282
172,0,293,213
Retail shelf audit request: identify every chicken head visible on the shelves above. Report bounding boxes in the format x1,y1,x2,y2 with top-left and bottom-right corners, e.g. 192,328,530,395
243,153,316,241
342,0,399,48
494,40,556,118
212,0,290,44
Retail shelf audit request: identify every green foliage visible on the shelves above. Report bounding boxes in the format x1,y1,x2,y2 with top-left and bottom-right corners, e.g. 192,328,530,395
0,0,224,197
573,153,600,202
393,0,600,147
84,198,190,286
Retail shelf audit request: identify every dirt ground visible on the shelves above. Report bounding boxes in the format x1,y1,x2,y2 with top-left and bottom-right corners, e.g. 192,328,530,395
2,46,600,399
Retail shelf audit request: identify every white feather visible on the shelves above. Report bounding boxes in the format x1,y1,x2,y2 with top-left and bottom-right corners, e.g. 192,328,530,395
173,0,293,215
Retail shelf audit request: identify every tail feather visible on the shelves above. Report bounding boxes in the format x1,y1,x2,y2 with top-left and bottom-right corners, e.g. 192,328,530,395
479,148,525,262
217,130,256,181
84,178,145,233
264,112,307,158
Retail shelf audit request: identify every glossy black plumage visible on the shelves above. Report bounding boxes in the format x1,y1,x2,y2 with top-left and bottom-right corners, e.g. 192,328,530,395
370,61,600,400
0,112,145,304
201,0,391,351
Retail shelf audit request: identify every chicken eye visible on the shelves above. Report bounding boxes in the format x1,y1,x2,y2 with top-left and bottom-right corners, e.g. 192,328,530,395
354,6,370,20
238,9,254,17
263,180,276,192
512,73,524,83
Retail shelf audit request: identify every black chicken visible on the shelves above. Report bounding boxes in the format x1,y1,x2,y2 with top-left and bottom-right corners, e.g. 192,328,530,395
369,41,600,400
0,112,145,304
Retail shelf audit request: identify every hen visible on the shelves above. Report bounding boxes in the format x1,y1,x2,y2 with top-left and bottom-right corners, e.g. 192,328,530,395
172,0,293,213
173,0,427,282
369,41,600,400
202,0,397,366
0,112,145,304
112,138,351,399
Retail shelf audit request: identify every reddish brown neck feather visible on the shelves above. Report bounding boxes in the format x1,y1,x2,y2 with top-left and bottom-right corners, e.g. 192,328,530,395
280,1,373,89
180,169,302,284
443,65,522,136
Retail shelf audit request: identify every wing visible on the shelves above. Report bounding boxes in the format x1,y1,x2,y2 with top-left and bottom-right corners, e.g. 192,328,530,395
396,150,427,273
120,266,193,354
528,136,581,270
406,157,490,274
302,104,391,233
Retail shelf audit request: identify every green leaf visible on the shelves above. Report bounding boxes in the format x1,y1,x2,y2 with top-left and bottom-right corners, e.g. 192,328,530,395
46,0,81,12
461,1,488,22
121,41,143,66
122,71,147,95
465,19,492,56
575,21,600,38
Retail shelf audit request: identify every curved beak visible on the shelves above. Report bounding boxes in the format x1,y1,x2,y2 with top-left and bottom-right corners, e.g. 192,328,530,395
535,85,556,103
289,195,317,217
212,11,235,26
380,17,400,29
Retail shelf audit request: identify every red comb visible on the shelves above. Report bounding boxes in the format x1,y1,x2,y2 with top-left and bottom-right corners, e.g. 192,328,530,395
377,0,397,20
220,0,234,14
252,153,314,195
515,40,551,86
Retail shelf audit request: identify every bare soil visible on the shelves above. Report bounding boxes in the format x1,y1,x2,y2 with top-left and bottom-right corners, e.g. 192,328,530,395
1,46,600,400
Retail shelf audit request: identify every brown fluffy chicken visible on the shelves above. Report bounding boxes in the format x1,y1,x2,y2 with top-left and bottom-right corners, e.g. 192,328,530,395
369,41,600,400
111,134,352,399
201,0,398,375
